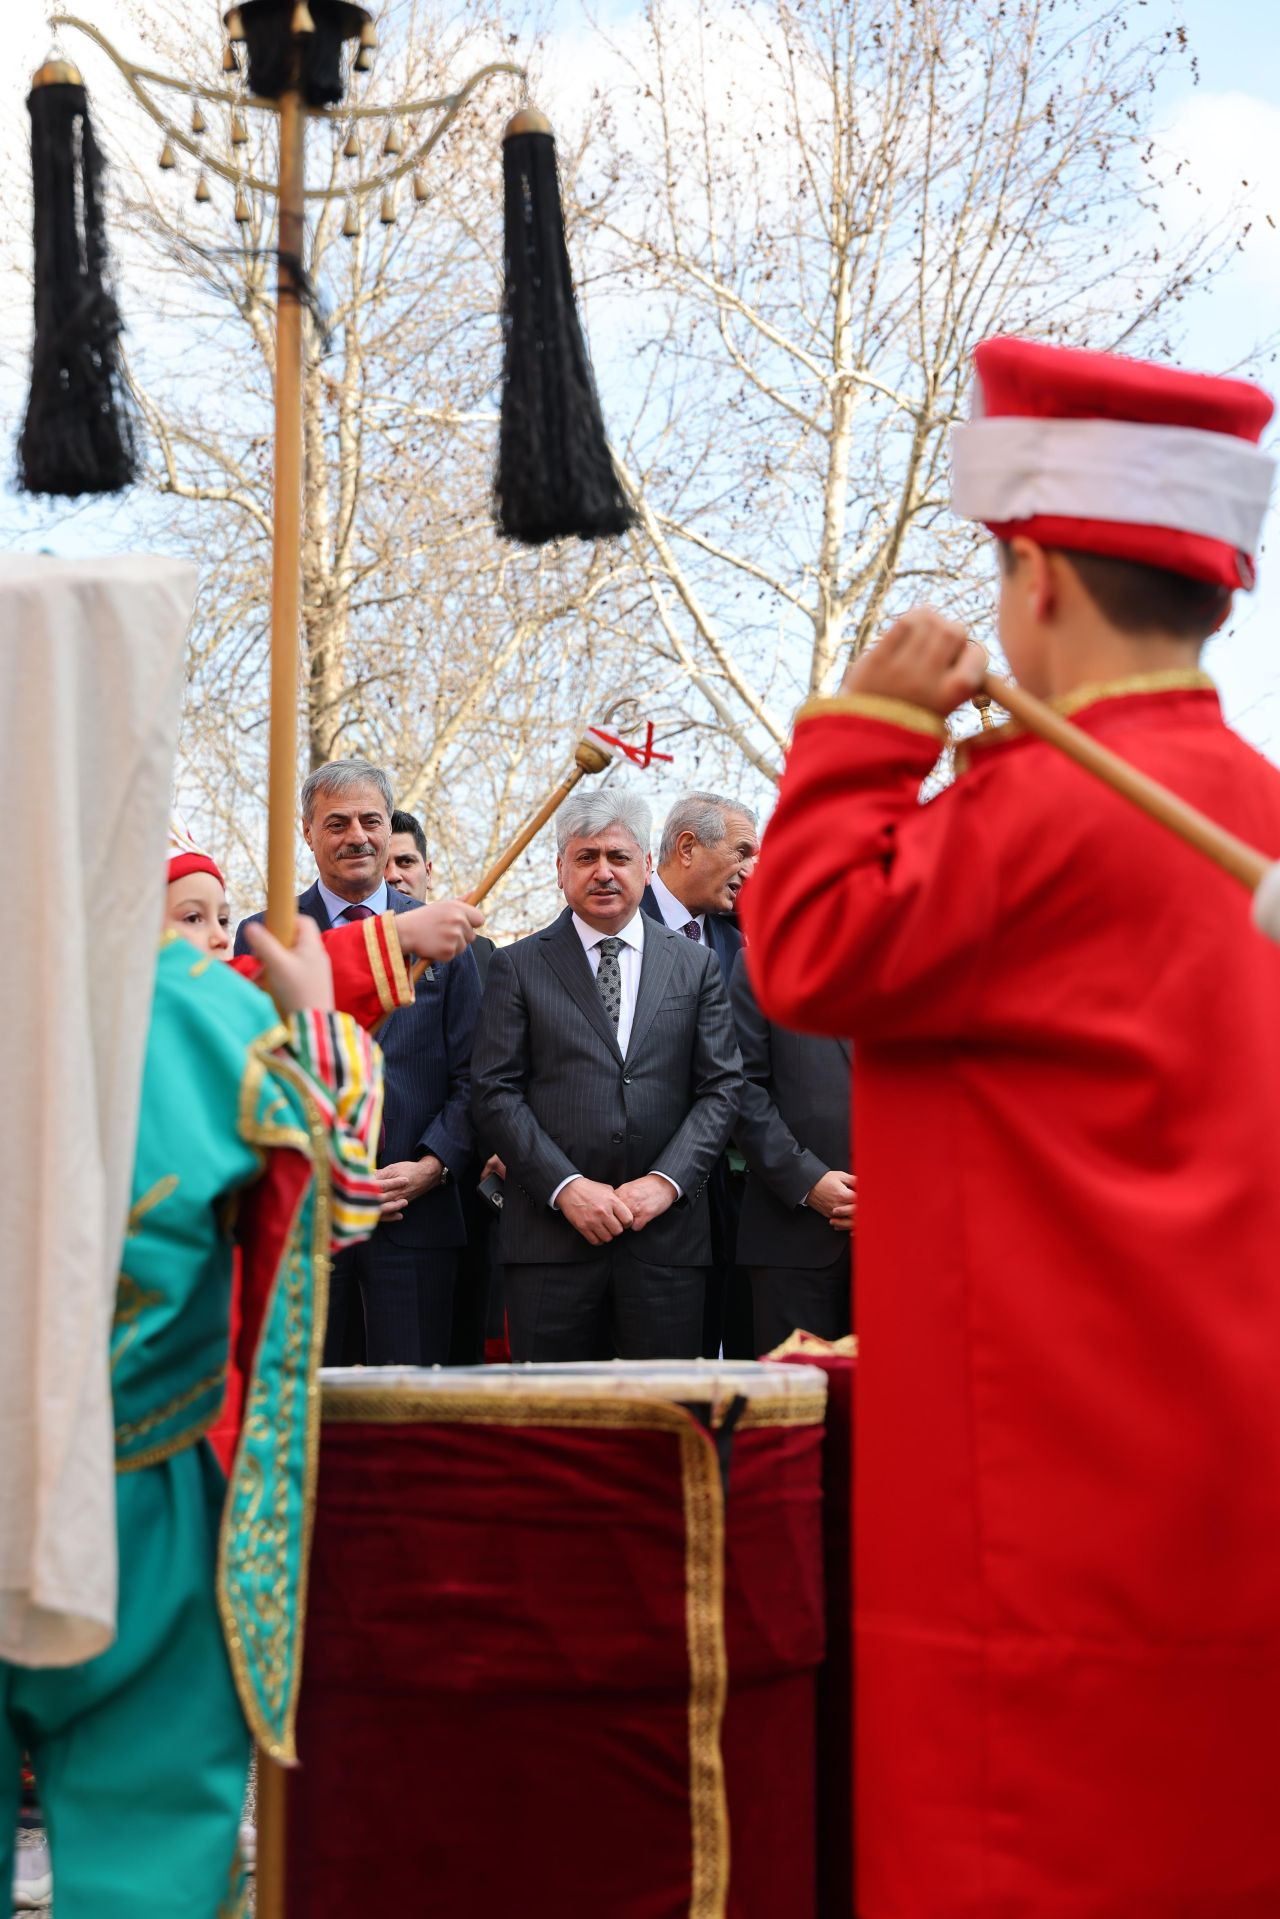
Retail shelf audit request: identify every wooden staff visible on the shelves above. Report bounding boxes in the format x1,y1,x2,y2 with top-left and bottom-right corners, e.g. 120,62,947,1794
255,52,307,1919
982,673,1279,924
399,733,615,996
265,71,306,944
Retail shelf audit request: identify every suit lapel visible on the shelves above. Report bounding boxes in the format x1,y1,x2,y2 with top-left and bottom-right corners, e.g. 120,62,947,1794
626,922,678,1064
838,1038,852,1065
298,881,332,932
540,911,624,1062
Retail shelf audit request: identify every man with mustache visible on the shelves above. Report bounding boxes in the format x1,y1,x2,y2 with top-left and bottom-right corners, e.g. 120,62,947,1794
471,789,743,1361
235,759,482,1364
641,792,760,1355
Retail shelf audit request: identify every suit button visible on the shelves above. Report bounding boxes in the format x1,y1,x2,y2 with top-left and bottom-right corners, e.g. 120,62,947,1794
611,1132,623,1144
622,1075,632,1084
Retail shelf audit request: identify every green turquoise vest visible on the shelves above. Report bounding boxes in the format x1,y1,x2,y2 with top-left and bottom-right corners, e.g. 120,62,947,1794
112,936,332,1761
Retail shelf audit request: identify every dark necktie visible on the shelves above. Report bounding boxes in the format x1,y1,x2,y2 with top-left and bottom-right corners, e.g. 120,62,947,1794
595,936,623,1030
681,919,702,942
344,903,374,923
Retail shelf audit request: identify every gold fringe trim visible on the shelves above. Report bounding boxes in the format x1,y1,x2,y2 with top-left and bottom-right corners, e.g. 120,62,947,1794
364,912,394,1013
379,910,414,1007
1051,668,1215,718
956,670,1215,770
115,1370,227,1472
321,1384,825,1432
115,1363,227,1450
218,1043,333,1767
794,692,948,740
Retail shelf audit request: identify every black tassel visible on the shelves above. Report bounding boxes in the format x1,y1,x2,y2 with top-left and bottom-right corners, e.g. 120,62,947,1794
495,109,634,546
18,68,138,498
238,1,369,109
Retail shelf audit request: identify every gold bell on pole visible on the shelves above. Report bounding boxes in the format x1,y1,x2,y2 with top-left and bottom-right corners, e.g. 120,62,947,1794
191,100,207,136
412,170,428,204
158,137,177,170
225,7,246,41
342,126,360,160
342,200,360,239
222,42,239,73
231,110,249,147
234,183,251,223
379,183,397,225
291,1,316,33
354,20,376,72
382,121,403,157
195,172,212,204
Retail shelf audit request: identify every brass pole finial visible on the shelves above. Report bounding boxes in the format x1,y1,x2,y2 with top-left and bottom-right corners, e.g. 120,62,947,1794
31,57,84,88
503,104,552,141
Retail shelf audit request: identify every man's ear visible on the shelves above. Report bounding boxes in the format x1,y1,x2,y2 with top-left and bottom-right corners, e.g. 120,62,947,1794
1009,537,1055,623
677,829,698,868
645,851,653,880
556,854,566,895
301,815,315,852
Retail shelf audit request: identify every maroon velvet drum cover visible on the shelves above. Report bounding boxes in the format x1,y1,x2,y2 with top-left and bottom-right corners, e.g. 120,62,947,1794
767,1332,857,1919
285,1361,828,1918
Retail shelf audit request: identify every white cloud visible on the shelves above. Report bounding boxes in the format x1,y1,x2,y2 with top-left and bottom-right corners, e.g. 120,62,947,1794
1159,89,1280,294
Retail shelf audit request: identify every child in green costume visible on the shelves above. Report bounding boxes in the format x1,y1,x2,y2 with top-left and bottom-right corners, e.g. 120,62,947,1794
0,915,384,1919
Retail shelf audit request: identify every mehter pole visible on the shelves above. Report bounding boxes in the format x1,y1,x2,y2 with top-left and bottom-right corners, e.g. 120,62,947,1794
266,61,306,942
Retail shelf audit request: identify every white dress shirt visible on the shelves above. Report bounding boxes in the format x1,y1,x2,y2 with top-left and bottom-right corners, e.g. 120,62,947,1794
550,908,680,1209
649,867,705,941
572,907,645,1053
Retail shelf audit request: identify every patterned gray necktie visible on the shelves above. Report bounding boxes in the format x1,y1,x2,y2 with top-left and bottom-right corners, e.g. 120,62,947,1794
595,936,623,1030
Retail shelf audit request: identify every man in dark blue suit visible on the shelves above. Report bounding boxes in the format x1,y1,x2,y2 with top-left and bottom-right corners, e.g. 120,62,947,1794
640,791,759,1357
235,758,482,1364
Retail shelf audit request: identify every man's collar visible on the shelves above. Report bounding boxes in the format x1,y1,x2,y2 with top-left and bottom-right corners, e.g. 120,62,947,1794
650,867,704,932
571,907,645,950
316,876,389,921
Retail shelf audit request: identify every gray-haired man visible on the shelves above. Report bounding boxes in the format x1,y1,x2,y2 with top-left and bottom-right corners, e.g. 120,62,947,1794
235,758,482,1365
470,789,743,1361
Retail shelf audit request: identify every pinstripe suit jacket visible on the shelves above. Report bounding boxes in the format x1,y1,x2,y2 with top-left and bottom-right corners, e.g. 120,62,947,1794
471,907,743,1267
234,880,481,1248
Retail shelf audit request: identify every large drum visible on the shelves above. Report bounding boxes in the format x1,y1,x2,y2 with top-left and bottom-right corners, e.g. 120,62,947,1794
284,1361,828,1918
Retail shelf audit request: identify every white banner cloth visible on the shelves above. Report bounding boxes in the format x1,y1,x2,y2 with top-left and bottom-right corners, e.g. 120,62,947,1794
0,555,194,1667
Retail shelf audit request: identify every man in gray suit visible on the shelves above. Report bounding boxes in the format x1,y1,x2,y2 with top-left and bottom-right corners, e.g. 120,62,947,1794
471,789,743,1362
728,948,854,1353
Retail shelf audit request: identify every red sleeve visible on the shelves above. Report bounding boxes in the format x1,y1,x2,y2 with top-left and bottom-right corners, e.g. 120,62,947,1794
229,912,413,1031
234,1149,313,1384
739,695,997,1041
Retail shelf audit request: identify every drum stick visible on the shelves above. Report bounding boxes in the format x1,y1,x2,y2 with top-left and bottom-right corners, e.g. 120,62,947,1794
399,733,615,997
982,671,1280,941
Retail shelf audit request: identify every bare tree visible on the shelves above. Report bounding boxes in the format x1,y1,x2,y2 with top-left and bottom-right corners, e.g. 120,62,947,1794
81,0,653,925
573,0,1239,778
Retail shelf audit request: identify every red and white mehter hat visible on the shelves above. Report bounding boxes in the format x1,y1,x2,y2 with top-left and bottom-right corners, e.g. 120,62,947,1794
951,337,1276,589
166,811,225,889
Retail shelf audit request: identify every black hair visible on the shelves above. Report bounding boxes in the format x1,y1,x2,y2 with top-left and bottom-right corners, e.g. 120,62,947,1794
998,542,1231,642
390,811,427,861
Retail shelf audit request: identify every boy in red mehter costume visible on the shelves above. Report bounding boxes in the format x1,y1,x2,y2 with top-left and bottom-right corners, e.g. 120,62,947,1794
741,337,1280,1916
